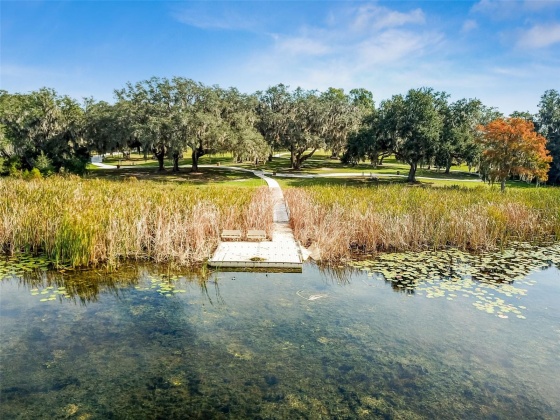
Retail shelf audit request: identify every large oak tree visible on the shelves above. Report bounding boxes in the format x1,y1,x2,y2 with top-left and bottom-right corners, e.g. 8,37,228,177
537,89,560,184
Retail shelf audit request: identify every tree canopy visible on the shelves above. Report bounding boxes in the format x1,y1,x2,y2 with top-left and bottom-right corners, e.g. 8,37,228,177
477,118,552,191
537,89,560,184
0,88,88,174
0,79,558,187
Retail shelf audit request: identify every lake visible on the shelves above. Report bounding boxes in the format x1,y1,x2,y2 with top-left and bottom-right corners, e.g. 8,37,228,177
1,246,559,419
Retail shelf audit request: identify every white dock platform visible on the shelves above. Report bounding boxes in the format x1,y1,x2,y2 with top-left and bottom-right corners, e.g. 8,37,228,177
208,172,303,271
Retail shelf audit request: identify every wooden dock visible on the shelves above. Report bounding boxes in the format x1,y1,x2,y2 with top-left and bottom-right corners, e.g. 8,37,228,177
208,173,304,271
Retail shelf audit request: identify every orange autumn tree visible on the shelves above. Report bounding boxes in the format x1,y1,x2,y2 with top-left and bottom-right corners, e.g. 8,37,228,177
477,117,552,191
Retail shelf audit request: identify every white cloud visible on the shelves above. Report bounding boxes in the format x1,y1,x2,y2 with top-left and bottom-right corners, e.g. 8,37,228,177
241,4,444,96
355,30,444,67
276,37,331,56
462,19,478,33
260,4,438,67
172,7,259,31
471,0,505,14
471,0,560,17
517,23,560,48
523,0,560,11
352,5,426,31
175,2,557,115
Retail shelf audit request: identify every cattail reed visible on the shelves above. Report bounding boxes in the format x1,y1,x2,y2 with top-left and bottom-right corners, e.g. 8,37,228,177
284,184,560,261
0,176,272,267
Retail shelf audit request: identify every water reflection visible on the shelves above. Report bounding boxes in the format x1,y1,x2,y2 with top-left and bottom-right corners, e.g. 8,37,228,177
1,252,559,418
1,258,212,305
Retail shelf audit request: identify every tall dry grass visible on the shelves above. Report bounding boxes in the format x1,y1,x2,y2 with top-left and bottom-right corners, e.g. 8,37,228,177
0,176,272,267
285,185,560,261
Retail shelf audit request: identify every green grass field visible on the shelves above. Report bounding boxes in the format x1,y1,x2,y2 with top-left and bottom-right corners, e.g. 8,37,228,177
91,149,543,190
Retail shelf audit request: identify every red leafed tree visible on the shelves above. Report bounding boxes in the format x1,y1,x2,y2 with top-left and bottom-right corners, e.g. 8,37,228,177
477,118,552,191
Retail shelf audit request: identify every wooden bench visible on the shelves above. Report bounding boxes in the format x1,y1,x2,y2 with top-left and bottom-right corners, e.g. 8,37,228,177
221,230,242,240
246,230,267,240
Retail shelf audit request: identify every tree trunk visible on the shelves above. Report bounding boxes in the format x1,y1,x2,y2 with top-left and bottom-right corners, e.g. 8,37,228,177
153,146,165,172
444,159,452,175
191,149,199,172
500,178,506,192
407,162,418,182
156,154,165,171
191,145,206,172
292,153,301,170
292,147,318,170
379,155,385,166
172,152,180,172
268,153,273,162
290,146,297,169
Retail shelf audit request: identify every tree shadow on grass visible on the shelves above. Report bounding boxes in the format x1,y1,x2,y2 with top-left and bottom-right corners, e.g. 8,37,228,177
86,167,264,186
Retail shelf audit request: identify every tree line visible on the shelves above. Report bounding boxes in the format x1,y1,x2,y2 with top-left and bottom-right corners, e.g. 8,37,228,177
0,78,558,187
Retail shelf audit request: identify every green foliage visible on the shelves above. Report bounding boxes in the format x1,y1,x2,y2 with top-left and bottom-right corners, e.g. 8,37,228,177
392,88,446,181
28,168,42,180
34,151,54,175
257,85,363,169
0,88,87,175
435,98,483,173
115,77,267,172
1,82,558,185
537,89,560,184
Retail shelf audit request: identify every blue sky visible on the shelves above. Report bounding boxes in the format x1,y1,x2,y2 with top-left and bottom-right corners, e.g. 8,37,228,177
1,1,559,114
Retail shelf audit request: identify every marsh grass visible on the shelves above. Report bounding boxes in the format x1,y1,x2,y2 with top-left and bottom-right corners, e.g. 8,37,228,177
0,176,272,267
285,185,560,261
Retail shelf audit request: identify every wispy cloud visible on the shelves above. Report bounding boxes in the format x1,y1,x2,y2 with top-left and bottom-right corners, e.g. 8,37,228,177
471,0,514,17
276,36,331,56
471,0,560,17
517,23,560,48
263,3,438,66
351,4,425,31
523,0,560,11
172,6,259,31
0,63,66,79
241,3,445,96
462,19,478,33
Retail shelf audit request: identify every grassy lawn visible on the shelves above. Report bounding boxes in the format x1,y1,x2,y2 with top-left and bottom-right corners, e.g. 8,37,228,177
86,166,266,187
92,149,549,190
277,176,491,189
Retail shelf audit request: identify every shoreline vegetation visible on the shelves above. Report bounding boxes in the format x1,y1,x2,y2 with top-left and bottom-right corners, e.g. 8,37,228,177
0,176,273,268
285,185,560,260
1,175,559,268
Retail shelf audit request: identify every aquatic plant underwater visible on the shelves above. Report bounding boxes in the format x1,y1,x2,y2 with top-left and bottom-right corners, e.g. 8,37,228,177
1,247,559,418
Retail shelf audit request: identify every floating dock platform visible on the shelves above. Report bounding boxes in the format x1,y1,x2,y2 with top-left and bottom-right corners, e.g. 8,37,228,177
208,173,304,271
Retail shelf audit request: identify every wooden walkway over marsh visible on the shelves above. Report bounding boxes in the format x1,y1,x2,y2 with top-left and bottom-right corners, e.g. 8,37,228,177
208,172,304,271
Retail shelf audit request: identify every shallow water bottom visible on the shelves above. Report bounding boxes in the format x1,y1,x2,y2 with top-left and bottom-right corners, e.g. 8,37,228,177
1,259,559,419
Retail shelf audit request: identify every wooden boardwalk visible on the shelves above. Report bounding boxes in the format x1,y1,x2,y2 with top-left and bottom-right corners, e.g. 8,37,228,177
208,172,304,271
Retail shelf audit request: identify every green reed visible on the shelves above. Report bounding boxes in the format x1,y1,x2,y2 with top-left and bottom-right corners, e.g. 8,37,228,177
0,176,272,267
